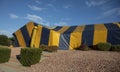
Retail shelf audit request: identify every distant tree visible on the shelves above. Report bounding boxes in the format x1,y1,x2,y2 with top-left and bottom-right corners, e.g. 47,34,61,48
9,37,14,41
8,37,15,46
0,35,10,46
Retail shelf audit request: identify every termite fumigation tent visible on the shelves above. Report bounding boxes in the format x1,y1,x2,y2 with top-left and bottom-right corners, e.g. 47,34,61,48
13,21,120,50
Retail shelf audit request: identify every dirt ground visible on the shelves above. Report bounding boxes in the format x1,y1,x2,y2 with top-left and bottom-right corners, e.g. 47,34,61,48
26,50,120,72
0,48,120,72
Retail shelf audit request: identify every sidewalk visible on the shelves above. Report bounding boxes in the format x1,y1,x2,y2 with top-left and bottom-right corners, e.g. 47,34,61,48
0,48,27,72
0,48,48,72
0,56,27,72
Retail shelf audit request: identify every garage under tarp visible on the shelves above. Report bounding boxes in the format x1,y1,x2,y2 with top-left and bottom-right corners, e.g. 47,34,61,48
13,22,120,50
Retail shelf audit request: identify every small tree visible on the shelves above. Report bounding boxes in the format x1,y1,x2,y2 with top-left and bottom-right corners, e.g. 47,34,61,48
0,35,10,46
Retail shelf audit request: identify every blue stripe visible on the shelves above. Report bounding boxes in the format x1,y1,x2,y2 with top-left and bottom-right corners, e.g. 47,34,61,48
53,26,62,31
20,26,31,47
105,24,120,45
58,34,70,50
40,27,50,45
82,25,94,46
63,26,77,33
34,22,38,26
105,23,120,30
13,33,19,47
58,26,77,49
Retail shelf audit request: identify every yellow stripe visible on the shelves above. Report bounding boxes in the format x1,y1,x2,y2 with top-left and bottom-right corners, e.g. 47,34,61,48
48,30,60,47
94,24,107,30
70,32,83,50
57,26,69,33
93,24,107,45
113,22,120,28
73,26,85,32
30,26,37,48
34,25,42,48
70,26,85,49
15,30,26,47
26,22,35,37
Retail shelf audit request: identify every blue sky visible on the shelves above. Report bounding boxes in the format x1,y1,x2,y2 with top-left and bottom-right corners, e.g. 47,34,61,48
0,0,120,37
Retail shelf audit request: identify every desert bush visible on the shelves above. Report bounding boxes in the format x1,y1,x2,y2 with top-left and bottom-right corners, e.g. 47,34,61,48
40,44,48,51
40,45,58,52
80,44,89,51
111,45,120,52
97,43,111,51
0,35,10,46
74,45,89,51
74,41,89,51
19,48,42,66
48,46,58,52
0,48,11,63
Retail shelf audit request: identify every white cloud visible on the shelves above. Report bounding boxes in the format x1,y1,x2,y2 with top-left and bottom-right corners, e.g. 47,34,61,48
0,30,12,37
97,7,120,19
103,8,120,16
85,0,108,7
25,14,43,21
9,13,19,19
47,4,56,11
25,14,50,26
54,22,68,26
47,4,54,7
35,1,41,4
63,5,71,9
28,5,44,11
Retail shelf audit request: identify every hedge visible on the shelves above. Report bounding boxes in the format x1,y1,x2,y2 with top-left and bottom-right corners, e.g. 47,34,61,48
0,35,10,46
111,45,120,52
19,48,42,66
97,43,111,51
0,48,11,63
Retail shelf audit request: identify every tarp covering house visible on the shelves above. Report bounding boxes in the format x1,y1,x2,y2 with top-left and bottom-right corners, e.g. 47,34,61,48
13,22,37,47
13,22,120,50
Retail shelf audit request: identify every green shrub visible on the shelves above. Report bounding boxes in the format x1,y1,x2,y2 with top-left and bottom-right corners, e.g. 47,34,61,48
0,35,10,46
0,48,11,63
40,45,58,52
111,45,120,52
20,48,42,66
74,45,89,51
97,43,111,51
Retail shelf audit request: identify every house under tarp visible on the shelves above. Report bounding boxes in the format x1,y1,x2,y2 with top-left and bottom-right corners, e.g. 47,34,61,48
13,22,120,50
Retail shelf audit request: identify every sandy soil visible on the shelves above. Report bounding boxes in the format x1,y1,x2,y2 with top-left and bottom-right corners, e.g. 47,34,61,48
24,50,120,72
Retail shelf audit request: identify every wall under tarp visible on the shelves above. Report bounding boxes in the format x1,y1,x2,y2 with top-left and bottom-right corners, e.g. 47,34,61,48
13,22,120,50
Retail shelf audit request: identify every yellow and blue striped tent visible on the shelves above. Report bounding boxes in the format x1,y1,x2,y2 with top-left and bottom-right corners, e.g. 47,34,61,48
13,22,37,47
13,22,120,50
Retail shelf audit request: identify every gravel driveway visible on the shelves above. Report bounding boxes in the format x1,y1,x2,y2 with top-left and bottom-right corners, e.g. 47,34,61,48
26,50,120,72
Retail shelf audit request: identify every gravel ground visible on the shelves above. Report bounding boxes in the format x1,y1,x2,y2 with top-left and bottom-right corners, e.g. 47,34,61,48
25,50,120,72
0,69,4,72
